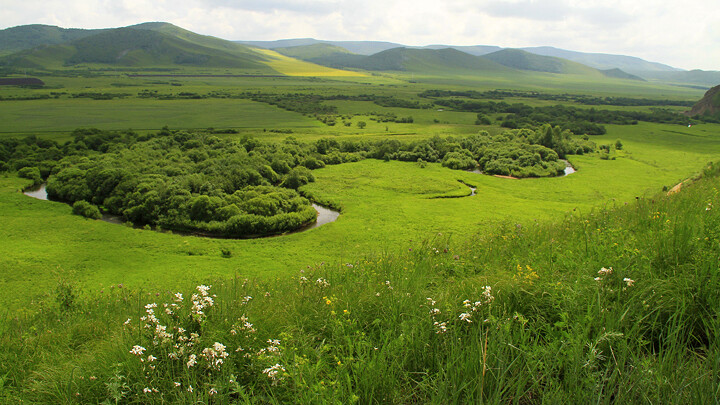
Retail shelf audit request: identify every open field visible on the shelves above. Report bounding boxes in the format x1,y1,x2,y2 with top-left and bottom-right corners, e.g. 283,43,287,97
0,98,322,136
1,57,720,402
2,121,719,312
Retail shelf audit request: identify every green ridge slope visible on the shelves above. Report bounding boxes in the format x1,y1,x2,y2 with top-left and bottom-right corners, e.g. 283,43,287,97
483,48,602,76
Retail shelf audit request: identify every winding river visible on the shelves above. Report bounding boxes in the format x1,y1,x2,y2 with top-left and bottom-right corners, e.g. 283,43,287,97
23,184,340,237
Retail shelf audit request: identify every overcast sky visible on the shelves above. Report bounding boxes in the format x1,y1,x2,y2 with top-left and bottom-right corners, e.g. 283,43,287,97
2,0,718,70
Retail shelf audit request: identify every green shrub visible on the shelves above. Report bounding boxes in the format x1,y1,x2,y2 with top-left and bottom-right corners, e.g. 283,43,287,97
72,200,102,219
18,166,42,185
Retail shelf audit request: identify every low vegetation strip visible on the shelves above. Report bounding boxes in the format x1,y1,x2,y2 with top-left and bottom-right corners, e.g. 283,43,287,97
0,77,45,86
127,74,286,78
2,161,719,403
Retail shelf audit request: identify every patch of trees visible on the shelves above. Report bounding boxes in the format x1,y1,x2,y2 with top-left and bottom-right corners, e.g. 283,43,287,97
432,99,693,134
245,93,338,117
0,94,52,101
368,113,414,123
363,125,591,177
0,78,45,87
71,92,131,100
44,132,321,237
6,125,596,235
243,93,430,125
419,89,696,107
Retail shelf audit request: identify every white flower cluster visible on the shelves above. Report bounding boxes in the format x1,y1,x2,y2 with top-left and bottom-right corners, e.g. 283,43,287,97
191,285,214,322
130,345,146,356
128,284,294,396
201,342,229,370
257,339,282,356
458,286,495,323
262,363,286,384
316,278,330,288
230,315,257,336
594,267,613,282
427,297,447,334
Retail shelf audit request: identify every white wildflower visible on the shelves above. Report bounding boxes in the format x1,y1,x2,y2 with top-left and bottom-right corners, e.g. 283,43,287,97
262,363,286,383
187,354,197,368
623,278,635,287
598,267,613,276
481,286,494,303
459,312,472,323
130,345,146,356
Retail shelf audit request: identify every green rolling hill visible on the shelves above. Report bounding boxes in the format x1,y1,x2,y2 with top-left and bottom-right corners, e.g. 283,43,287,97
0,24,104,56
482,48,603,75
599,68,645,81
0,22,367,76
0,26,276,71
274,43,354,60
314,47,510,73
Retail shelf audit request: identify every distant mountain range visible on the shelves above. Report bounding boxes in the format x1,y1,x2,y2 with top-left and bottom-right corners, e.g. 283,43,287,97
239,38,719,87
1,22,717,87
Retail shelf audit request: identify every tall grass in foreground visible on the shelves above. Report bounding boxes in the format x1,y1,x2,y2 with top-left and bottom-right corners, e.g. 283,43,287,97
2,164,720,404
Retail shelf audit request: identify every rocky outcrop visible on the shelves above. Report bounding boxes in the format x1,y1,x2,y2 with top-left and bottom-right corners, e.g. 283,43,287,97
686,84,720,117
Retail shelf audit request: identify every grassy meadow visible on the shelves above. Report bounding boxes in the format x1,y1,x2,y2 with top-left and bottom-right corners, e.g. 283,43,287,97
1,65,720,402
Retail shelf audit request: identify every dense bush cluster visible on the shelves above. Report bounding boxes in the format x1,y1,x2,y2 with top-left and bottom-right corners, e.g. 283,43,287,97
430,98,694,134
5,124,594,234
43,131,322,237
419,89,696,107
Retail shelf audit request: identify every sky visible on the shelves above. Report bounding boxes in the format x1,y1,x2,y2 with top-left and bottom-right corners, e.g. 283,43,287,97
2,0,718,70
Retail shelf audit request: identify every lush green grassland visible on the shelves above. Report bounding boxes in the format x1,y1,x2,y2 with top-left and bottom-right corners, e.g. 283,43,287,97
2,154,719,403
0,68,707,142
2,121,719,313
1,62,719,402
0,98,322,136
